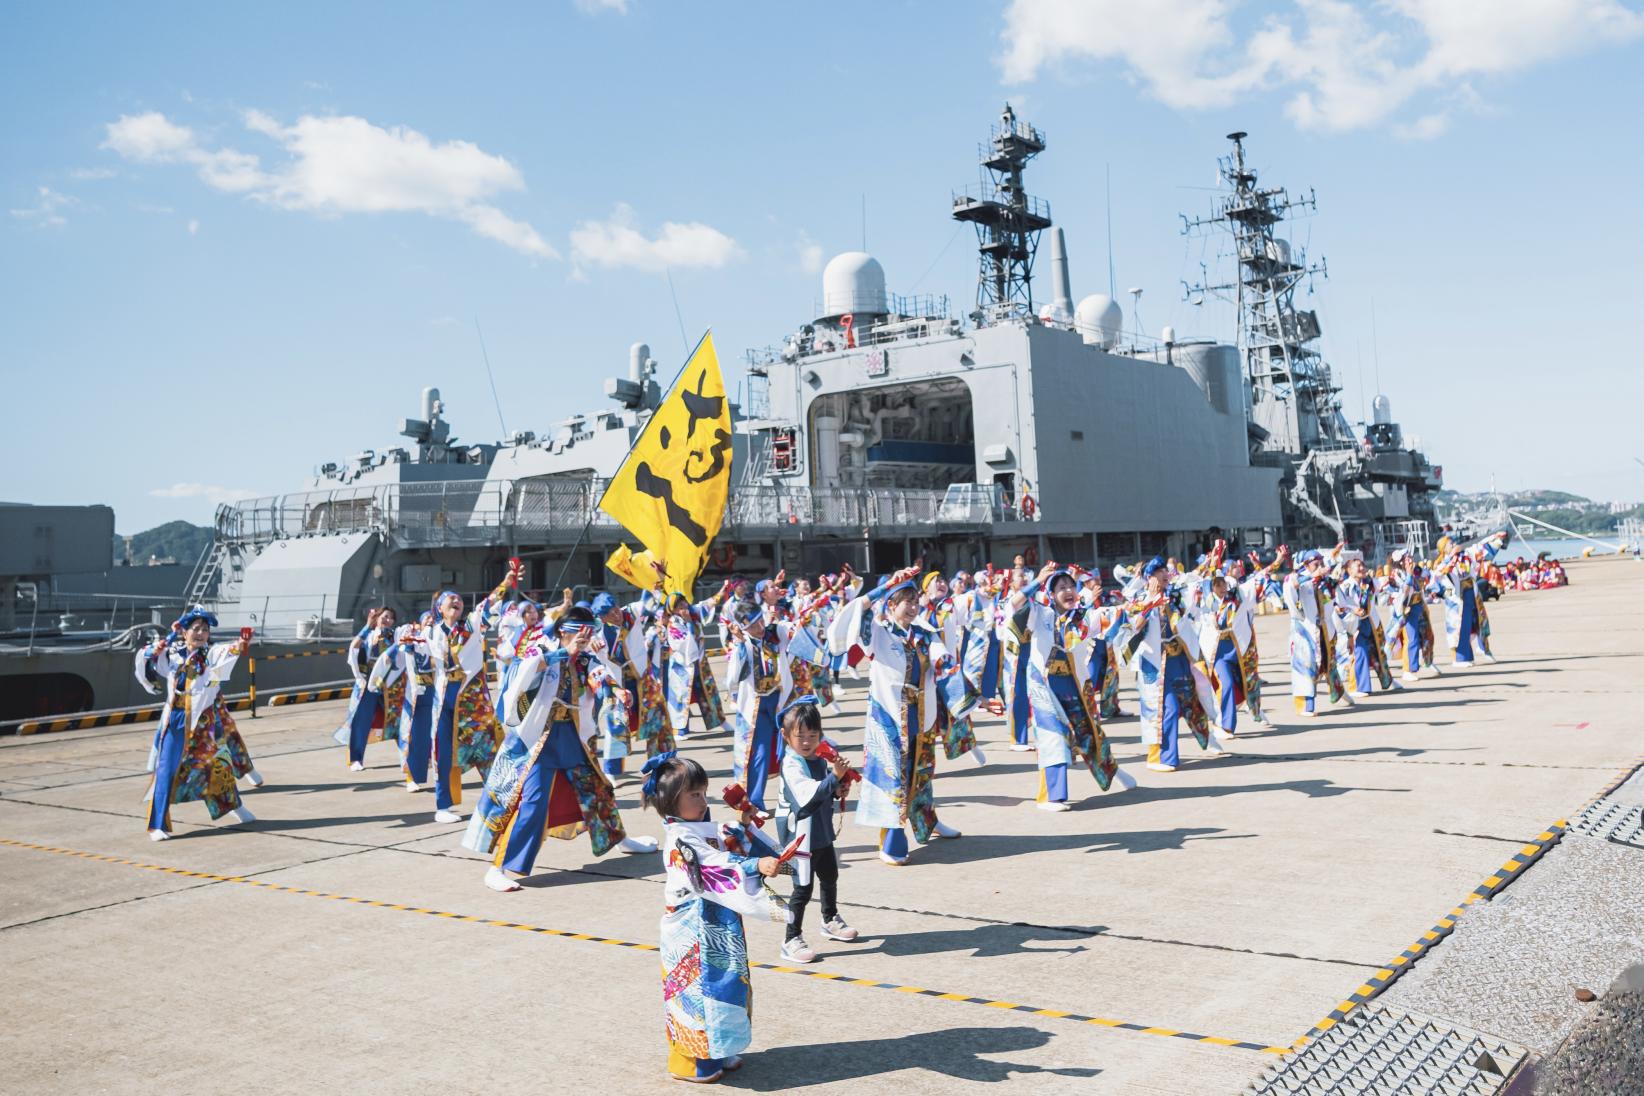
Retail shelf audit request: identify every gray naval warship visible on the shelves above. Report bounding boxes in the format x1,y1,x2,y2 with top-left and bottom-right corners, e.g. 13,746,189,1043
3,108,1444,717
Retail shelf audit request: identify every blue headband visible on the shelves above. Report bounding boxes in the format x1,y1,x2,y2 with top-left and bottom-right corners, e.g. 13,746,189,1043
883,579,917,599
777,694,819,722
755,579,773,594
433,590,460,610
1141,557,1166,579
176,606,218,630
640,751,678,801
590,592,617,616
1296,549,1322,564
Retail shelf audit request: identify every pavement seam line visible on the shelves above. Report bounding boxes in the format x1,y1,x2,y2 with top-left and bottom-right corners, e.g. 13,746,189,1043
0,836,1290,1056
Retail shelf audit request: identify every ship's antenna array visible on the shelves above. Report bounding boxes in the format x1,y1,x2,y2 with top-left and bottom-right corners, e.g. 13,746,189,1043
474,317,508,437
1180,130,1339,455
952,103,1052,322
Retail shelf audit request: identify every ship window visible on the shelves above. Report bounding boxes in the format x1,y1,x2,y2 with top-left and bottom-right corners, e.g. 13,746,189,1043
1070,430,1084,441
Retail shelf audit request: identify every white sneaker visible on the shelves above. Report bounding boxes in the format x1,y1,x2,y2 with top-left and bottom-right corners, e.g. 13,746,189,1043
484,867,522,892
1253,715,1275,728
1424,665,1443,677
931,820,962,839
434,809,462,823
1350,690,1371,699
1400,672,1420,683
148,829,171,842
1146,761,1177,773
1479,653,1497,664
968,747,988,768
405,779,421,792
780,936,817,963
1200,747,1227,759
878,850,908,866
1009,743,1034,753
349,761,364,772
245,769,265,787
221,807,256,826
619,835,659,854
1036,800,1071,812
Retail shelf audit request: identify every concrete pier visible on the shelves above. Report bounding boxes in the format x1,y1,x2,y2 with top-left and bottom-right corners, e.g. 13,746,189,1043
3,560,1640,1094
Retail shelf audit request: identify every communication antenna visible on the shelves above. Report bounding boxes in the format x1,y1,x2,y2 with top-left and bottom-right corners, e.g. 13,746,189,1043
1106,163,1116,297
474,317,508,437
1128,287,1144,337
951,103,1051,318
664,268,690,353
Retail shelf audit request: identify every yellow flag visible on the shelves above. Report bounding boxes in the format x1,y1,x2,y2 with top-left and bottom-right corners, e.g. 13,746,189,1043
599,332,732,594
605,544,664,590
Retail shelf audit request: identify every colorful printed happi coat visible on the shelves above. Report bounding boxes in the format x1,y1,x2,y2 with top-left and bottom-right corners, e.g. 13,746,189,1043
827,589,976,845
1116,597,1216,753
653,595,726,738
1283,570,1345,710
660,815,788,1079
334,624,397,748
724,625,797,789
1082,599,1125,719
1008,597,1127,797
598,600,652,759
430,608,504,793
1186,574,1269,725
1332,575,1395,692
369,634,433,779
1437,545,1497,659
462,646,628,858
134,640,251,827
1382,569,1436,671
918,599,983,760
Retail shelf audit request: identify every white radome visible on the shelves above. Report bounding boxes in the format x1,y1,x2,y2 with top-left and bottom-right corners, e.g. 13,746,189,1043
821,251,888,319
1075,293,1123,349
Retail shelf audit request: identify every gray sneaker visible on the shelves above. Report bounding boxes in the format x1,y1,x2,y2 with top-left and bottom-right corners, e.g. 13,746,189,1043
821,916,859,942
780,936,817,963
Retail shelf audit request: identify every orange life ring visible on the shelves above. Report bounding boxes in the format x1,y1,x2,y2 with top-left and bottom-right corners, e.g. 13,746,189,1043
1021,494,1037,519
711,543,738,570
1023,545,1039,568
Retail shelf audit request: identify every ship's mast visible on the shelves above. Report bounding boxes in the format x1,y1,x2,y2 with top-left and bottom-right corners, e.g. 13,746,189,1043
1182,132,1344,456
952,104,1052,322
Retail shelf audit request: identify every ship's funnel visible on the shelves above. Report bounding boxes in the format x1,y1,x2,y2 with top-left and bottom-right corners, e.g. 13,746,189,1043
1046,227,1073,324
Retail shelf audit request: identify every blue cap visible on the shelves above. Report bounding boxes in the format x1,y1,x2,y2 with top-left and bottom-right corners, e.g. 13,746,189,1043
1295,549,1322,564
1141,557,1167,579
590,592,617,616
755,579,774,594
176,606,218,630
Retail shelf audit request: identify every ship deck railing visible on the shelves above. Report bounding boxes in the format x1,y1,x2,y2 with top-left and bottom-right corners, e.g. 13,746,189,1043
214,480,1015,549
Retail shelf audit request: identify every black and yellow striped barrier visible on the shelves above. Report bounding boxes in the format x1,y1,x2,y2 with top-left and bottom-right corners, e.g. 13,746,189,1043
269,686,354,706
258,647,348,661
10,686,352,736
0,836,1289,1056
1294,821,1567,1047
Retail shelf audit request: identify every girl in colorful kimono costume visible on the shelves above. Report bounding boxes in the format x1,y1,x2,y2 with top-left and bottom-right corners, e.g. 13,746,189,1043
1283,549,1347,717
427,574,512,824
1078,571,1126,720
1007,566,1137,811
1185,546,1282,735
335,607,398,771
1330,551,1397,697
913,572,990,769
996,568,1035,751
1381,551,1439,681
827,565,976,865
651,586,730,743
591,591,653,775
133,607,257,840
1116,559,1228,772
1434,535,1500,667
465,607,656,892
369,622,437,791
493,597,543,698
723,605,801,816
644,754,787,1085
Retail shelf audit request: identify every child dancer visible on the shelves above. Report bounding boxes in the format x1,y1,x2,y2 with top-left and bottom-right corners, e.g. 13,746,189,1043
776,697,860,963
644,754,787,1085
369,620,436,791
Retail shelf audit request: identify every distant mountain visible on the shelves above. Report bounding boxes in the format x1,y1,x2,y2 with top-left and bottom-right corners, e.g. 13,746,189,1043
1437,488,1590,506
113,521,213,566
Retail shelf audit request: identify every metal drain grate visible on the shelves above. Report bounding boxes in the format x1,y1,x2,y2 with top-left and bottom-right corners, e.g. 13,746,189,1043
1247,1008,1528,1095
1567,797,1644,848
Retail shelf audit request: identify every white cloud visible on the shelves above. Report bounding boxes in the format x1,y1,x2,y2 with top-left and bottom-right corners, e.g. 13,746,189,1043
187,218,200,235
570,203,740,272
10,186,76,227
998,0,1644,134
795,230,824,274
69,166,118,181
575,0,630,14
150,482,257,504
102,109,557,257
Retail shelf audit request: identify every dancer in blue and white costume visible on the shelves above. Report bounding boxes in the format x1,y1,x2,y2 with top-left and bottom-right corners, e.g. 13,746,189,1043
1115,557,1228,772
1382,550,1441,682
1185,542,1282,737
1330,550,1398,698
335,606,397,771
1434,534,1502,667
368,619,438,791
1283,547,1347,718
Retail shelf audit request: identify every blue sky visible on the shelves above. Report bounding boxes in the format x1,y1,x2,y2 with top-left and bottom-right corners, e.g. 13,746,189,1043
6,0,1643,532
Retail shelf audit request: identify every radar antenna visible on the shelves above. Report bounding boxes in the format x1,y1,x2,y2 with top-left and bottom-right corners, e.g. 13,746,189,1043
952,104,1052,322
1181,131,1342,455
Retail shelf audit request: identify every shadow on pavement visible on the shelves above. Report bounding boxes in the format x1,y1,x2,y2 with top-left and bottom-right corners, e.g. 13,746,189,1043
725,1026,1100,1090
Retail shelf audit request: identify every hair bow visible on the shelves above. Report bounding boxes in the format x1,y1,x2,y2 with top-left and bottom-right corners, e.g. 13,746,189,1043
640,751,678,800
